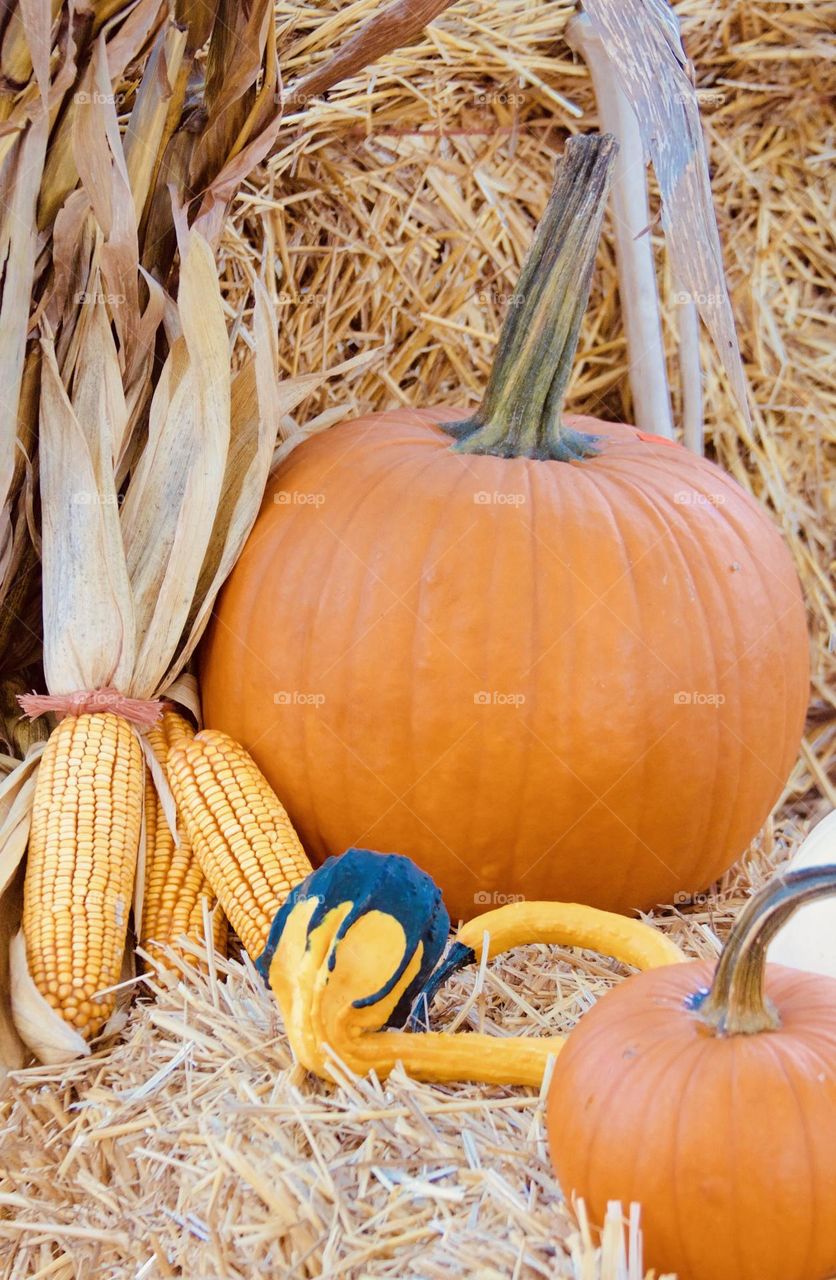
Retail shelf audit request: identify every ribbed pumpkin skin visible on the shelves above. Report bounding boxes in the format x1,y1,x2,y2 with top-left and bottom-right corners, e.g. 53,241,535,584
200,407,808,920
547,960,836,1280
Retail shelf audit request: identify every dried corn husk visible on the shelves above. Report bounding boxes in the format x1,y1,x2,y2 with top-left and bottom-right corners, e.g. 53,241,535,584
0,750,44,1074
1,0,464,1065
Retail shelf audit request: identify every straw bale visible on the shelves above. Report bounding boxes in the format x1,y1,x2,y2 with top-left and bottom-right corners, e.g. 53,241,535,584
1,2,832,1274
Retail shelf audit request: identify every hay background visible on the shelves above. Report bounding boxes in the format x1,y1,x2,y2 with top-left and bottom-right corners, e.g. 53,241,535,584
1,1,834,1275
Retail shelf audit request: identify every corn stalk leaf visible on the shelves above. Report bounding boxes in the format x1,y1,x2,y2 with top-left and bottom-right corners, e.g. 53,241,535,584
121,232,230,697
73,35,141,368
0,112,48,562
68,267,130,469
192,0,460,242
0,750,44,1072
123,20,188,221
161,278,279,686
39,337,135,692
163,338,382,687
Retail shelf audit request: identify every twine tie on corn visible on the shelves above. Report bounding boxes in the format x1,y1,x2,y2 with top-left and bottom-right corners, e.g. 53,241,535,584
17,688,164,728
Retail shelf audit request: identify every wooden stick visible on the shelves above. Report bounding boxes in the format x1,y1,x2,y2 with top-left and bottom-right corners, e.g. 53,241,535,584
566,12,674,440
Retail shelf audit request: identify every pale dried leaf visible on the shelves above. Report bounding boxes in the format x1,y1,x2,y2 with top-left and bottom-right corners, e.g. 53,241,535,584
69,272,130,472
161,279,277,685
0,113,48,524
10,930,91,1064
0,750,45,1072
0,750,43,897
39,339,134,693
120,268,169,475
123,234,230,697
270,348,384,468
164,673,201,726
43,190,95,335
17,0,51,97
102,0,168,80
123,21,188,221
73,36,140,366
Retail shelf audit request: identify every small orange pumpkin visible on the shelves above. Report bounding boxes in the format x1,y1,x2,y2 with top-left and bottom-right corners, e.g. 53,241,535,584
547,867,836,1280
200,135,808,920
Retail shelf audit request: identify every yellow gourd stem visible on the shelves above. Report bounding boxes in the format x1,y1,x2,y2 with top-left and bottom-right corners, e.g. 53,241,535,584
457,901,685,969
409,900,685,1033
347,1027,562,1087
390,903,684,1084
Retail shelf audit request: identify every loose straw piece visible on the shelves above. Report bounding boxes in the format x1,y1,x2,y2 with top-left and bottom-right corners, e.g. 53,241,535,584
677,294,704,453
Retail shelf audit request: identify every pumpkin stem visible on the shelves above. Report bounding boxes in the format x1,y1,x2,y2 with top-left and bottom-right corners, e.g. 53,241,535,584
441,132,618,461
690,866,836,1036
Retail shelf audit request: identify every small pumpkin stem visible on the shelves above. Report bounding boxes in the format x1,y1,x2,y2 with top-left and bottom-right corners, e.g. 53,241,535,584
442,132,618,461
690,866,836,1036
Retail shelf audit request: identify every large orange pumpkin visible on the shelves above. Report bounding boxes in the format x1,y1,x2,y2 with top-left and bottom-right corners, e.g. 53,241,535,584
547,866,836,1280
200,136,808,921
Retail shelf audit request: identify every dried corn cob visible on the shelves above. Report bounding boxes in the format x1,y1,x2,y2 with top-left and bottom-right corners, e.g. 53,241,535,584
167,730,312,960
22,712,144,1037
140,709,227,969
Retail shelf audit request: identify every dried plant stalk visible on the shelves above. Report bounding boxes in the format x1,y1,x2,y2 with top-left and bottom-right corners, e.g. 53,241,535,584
0,0,468,1065
566,13,674,440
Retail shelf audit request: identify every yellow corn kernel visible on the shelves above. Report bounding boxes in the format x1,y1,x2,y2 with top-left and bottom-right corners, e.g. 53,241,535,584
167,730,312,959
140,709,227,969
22,712,144,1038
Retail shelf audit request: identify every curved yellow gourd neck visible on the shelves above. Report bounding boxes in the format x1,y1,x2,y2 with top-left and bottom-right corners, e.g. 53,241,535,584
269,894,685,1088
348,1027,563,1088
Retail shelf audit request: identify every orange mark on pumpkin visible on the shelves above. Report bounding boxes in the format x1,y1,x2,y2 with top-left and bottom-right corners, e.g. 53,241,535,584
634,430,680,447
